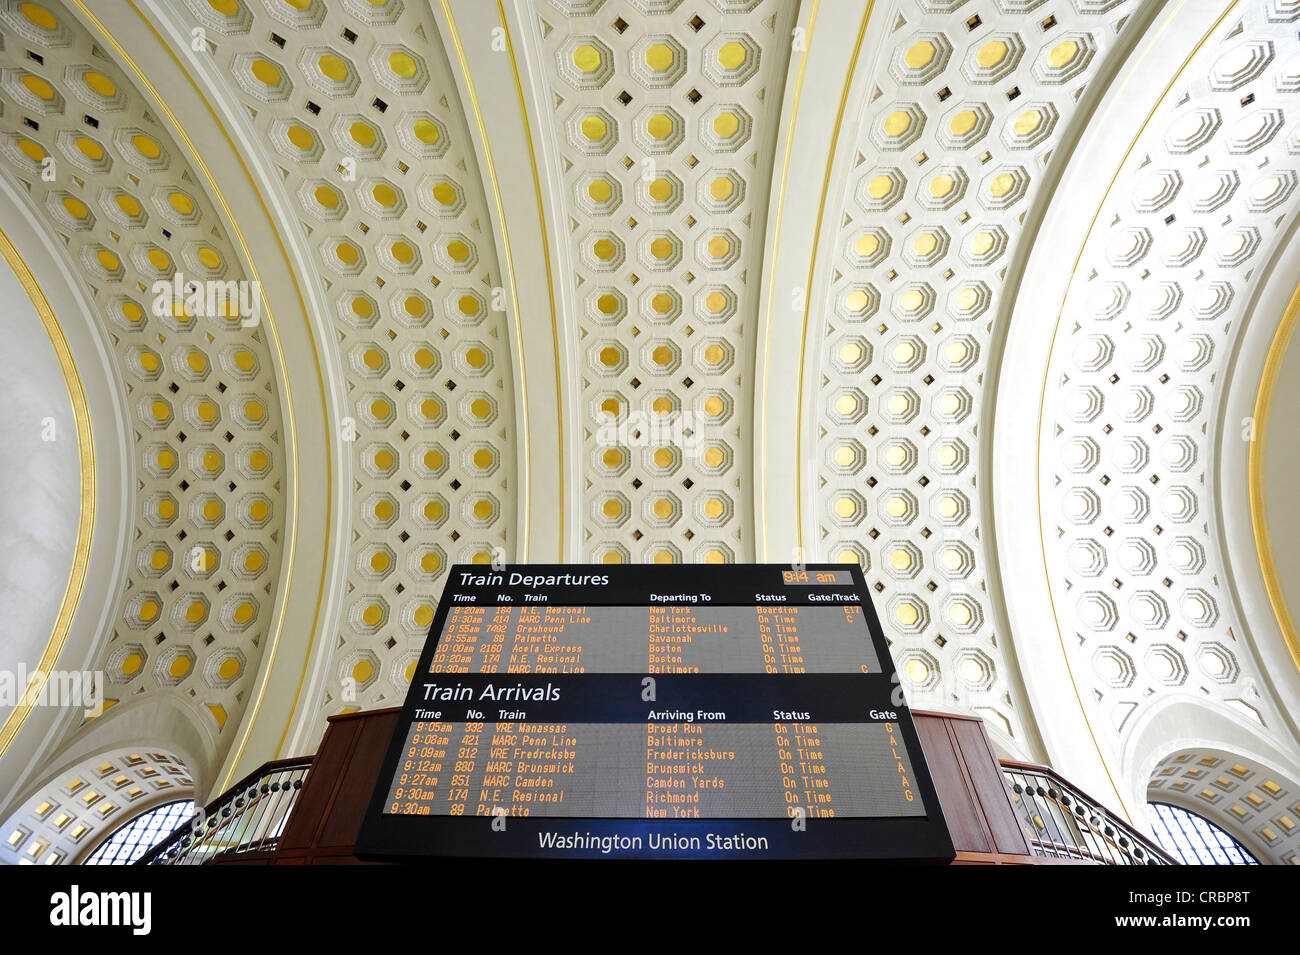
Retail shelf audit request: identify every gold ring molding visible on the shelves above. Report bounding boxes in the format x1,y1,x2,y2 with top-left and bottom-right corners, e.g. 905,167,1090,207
1249,280,1300,674
0,228,95,761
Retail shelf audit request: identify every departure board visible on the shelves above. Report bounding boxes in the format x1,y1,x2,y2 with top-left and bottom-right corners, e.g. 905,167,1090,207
357,564,954,860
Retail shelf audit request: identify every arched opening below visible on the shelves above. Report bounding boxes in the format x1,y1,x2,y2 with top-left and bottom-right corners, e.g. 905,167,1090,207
1147,802,1259,866
83,799,196,866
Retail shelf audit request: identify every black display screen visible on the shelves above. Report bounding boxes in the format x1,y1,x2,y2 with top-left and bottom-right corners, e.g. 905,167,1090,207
356,563,953,860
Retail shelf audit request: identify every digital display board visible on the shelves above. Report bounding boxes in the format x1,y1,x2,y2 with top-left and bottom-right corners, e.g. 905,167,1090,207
357,564,953,860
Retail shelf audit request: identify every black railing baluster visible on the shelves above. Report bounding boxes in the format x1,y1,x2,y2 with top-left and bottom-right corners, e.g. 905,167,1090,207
244,773,280,853
1000,761,1176,865
135,757,312,865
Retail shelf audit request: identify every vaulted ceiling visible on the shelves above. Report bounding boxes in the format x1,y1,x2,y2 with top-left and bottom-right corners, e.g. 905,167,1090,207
1,0,1298,864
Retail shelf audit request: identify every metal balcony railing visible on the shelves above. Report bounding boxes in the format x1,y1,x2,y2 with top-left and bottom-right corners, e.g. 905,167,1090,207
1001,760,1176,865
134,750,1174,864
136,757,311,865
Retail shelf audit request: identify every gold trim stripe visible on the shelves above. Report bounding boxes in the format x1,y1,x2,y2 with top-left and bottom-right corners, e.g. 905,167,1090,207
441,0,564,560
783,1,874,556
758,0,821,559
0,228,95,759
490,0,565,560
492,0,565,560
1249,280,1300,672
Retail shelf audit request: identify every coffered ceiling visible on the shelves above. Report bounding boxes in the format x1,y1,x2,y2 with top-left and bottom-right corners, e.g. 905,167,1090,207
2,0,1299,863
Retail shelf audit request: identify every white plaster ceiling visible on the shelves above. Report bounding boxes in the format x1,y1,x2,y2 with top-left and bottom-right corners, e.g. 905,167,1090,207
0,247,80,711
